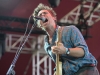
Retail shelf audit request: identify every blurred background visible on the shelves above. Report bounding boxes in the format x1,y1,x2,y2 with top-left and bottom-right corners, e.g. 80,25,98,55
0,0,100,75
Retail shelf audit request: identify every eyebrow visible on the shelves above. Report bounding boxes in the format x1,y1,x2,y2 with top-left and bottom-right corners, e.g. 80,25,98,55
38,11,48,16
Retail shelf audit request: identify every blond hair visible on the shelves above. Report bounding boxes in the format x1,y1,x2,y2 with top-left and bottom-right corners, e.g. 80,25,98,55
33,3,56,17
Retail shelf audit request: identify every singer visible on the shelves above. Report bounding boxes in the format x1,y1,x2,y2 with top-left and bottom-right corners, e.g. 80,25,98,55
32,3,100,75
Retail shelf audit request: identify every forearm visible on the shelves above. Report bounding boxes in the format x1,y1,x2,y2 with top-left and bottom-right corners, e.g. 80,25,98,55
68,47,85,57
51,43,85,58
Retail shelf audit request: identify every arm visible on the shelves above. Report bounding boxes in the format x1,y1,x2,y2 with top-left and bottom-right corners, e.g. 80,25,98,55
67,47,84,57
51,26,87,58
51,43,84,57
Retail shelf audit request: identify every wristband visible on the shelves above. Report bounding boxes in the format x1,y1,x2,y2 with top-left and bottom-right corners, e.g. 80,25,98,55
65,48,70,55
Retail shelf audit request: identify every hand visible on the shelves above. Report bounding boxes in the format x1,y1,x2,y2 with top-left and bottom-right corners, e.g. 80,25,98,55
51,42,66,54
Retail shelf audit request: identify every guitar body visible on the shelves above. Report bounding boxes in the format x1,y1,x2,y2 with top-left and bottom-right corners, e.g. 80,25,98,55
56,54,62,75
56,26,63,75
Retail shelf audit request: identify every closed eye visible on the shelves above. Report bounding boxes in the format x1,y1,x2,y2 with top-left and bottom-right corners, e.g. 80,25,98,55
38,12,48,17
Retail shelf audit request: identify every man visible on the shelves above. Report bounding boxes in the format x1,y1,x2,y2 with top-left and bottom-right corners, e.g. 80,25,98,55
33,3,99,75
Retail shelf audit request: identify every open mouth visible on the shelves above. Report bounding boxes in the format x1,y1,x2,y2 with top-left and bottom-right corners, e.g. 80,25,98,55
43,18,48,23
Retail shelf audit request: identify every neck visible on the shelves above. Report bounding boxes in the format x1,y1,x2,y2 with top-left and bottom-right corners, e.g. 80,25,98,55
46,25,57,39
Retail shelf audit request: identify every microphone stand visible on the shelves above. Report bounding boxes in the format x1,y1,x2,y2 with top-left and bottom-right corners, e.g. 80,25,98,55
6,19,37,75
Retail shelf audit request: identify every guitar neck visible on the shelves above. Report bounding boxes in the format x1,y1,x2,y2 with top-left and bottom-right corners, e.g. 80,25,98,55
56,26,62,75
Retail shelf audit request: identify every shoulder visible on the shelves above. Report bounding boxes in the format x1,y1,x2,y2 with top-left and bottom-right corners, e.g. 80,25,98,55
64,25,77,29
63,25,78,31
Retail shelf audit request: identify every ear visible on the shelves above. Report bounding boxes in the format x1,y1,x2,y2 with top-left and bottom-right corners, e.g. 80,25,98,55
53,16,57,21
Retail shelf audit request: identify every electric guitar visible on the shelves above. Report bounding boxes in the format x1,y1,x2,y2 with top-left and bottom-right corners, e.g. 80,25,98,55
56,26,62,75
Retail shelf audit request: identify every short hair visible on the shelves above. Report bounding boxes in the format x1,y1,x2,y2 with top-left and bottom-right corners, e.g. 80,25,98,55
33,3,56,17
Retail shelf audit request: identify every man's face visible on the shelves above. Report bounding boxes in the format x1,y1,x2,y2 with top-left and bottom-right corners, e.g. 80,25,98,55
37,10,56,29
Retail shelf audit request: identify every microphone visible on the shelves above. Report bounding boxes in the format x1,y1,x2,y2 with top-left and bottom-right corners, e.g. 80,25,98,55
33,16,48,23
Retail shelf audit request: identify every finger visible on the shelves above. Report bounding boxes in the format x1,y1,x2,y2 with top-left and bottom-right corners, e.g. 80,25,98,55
51,47,57,52
51,46,56,50
52,49,58,53
51,46,58,50
52,49,59,54
52,50,58,54
58,42,63,46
